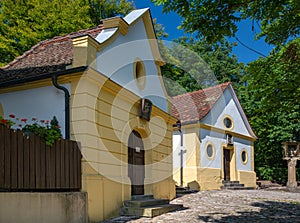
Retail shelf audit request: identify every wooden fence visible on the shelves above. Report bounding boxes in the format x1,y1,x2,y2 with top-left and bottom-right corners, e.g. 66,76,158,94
0,125,82,191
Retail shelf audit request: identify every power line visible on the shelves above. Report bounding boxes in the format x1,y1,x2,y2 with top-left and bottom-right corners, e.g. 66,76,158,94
234,36,267,58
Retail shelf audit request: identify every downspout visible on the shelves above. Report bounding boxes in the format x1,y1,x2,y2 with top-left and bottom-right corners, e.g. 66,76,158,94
52,75,70,140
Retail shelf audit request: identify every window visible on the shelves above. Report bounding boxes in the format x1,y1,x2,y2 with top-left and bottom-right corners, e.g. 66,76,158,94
133,59,146,90
206,143,215,160
241,149,248,164
223,116,233,129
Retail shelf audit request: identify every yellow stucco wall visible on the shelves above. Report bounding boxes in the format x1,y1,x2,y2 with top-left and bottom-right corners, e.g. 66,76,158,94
198,168,223,190
71,69,176,222
173,126,201,189
238,171,257,188
174,125,256,191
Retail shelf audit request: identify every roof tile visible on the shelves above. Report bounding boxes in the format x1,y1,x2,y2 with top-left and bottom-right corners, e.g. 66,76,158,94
172,82,230,124
0,25,104,82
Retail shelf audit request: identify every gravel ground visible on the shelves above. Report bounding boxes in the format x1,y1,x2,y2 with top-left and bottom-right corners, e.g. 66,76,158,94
103,188,300,223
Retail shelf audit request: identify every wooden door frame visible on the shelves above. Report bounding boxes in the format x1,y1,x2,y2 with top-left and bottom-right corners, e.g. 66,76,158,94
222,145,237,181
128,130,145,195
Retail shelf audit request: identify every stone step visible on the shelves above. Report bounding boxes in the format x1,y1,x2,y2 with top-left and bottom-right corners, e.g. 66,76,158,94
176,186,198,197
221,186,255,190
222,180,240,184
221,180,254,190
223,183,245,187
222,181,244,187
131,194,154,200
120,204,183,218
124,198,169,207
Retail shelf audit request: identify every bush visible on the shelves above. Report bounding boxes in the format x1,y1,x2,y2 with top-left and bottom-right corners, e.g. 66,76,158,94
257,165,300,185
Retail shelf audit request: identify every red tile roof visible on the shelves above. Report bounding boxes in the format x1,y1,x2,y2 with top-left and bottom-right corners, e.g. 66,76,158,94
172,82,231,124
0,25,104,83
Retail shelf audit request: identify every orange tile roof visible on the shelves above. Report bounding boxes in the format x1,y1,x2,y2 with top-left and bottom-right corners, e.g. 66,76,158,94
0,25,104,82
172,82,231,124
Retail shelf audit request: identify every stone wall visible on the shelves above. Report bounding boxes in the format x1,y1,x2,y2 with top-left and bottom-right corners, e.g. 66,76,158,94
0,192,87,223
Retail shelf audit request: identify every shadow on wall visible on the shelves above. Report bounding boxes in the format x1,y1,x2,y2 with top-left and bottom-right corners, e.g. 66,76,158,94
198,200,300,222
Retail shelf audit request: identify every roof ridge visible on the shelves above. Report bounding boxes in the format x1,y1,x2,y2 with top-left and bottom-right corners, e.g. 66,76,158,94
2,25,103,70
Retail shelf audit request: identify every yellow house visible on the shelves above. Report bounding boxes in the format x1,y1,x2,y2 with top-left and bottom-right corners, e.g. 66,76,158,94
0,9,178,222
172,83,257,191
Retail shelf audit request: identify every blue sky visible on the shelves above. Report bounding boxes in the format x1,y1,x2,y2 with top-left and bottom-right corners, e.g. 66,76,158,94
134,0,274,64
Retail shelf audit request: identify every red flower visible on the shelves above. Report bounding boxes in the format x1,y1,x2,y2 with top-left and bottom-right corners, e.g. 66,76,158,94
45,120,50,124
18,124,22,128
9,114,15,118
1,119,7,124
21,118,27,123
32,117,37,121
56,126,61,129
40,120,45,123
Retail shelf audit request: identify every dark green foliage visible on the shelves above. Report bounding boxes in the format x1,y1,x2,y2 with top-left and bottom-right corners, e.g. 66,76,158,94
88,0,134,25
153,0,300,46
160,37,245,96
0,0,134,66
239,39,300,182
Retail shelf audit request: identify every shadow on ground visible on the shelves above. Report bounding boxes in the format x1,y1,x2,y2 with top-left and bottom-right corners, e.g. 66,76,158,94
198,200,300,223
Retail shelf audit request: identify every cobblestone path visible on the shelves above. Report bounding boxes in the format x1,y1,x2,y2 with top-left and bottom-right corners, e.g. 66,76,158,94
103,188,300,223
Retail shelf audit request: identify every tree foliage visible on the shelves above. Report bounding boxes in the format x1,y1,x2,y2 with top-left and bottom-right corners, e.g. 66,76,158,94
153,0,300,46
154,0,300,183
160,37,245,96
0,0,134,66
239,39,300,181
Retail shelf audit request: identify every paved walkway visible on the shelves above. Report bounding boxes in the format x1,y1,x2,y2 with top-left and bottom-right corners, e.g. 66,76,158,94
103,188,300,223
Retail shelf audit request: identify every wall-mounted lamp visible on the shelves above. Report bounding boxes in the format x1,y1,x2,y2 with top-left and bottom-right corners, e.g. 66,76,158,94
139,98,152,121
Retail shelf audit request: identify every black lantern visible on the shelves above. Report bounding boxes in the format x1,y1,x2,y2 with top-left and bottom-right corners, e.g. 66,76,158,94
139,98,152,121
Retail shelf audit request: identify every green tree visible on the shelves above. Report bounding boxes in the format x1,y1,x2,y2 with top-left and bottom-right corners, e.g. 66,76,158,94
239,39,300,181
160,37,245,96
88,0,133,25
0,0,134,66
152,0,300,46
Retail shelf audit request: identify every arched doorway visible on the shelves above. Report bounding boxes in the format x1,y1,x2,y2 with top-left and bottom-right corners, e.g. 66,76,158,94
128,130,145,195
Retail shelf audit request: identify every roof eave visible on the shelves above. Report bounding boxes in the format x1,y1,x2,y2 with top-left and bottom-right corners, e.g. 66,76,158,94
0,66,88,89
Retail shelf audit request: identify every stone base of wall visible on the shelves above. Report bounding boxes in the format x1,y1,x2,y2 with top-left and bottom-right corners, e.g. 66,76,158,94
198,167,223,190
238,171,257,188
0,192,87,223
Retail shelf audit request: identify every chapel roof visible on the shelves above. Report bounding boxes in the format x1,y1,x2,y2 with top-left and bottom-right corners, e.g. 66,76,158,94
172,82,231,124
0,25,104,83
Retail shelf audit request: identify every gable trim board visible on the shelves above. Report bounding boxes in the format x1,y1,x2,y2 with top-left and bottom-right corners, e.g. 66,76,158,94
172,83,256,191
0,9,177,222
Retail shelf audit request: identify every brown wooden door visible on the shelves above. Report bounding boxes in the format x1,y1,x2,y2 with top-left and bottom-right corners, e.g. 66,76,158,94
223,149,231,181
128,130,145,195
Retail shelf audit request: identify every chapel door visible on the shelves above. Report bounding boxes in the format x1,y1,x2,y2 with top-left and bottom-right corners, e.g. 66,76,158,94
223,149,231,181
128,130,145,195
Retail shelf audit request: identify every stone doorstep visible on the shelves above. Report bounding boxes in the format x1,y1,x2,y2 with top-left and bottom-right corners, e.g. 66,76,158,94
120,204,183,218
123,198,170,207
176,186,199,197
131,194,154,200
120,194,183,218
221,180,255,190
221,186,255,190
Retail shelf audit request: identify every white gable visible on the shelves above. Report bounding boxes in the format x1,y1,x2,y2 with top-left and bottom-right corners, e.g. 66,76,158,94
94,9,169,113
201,86,255,137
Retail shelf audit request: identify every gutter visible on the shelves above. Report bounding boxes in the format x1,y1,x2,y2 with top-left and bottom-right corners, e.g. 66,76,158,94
52,74,71,140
